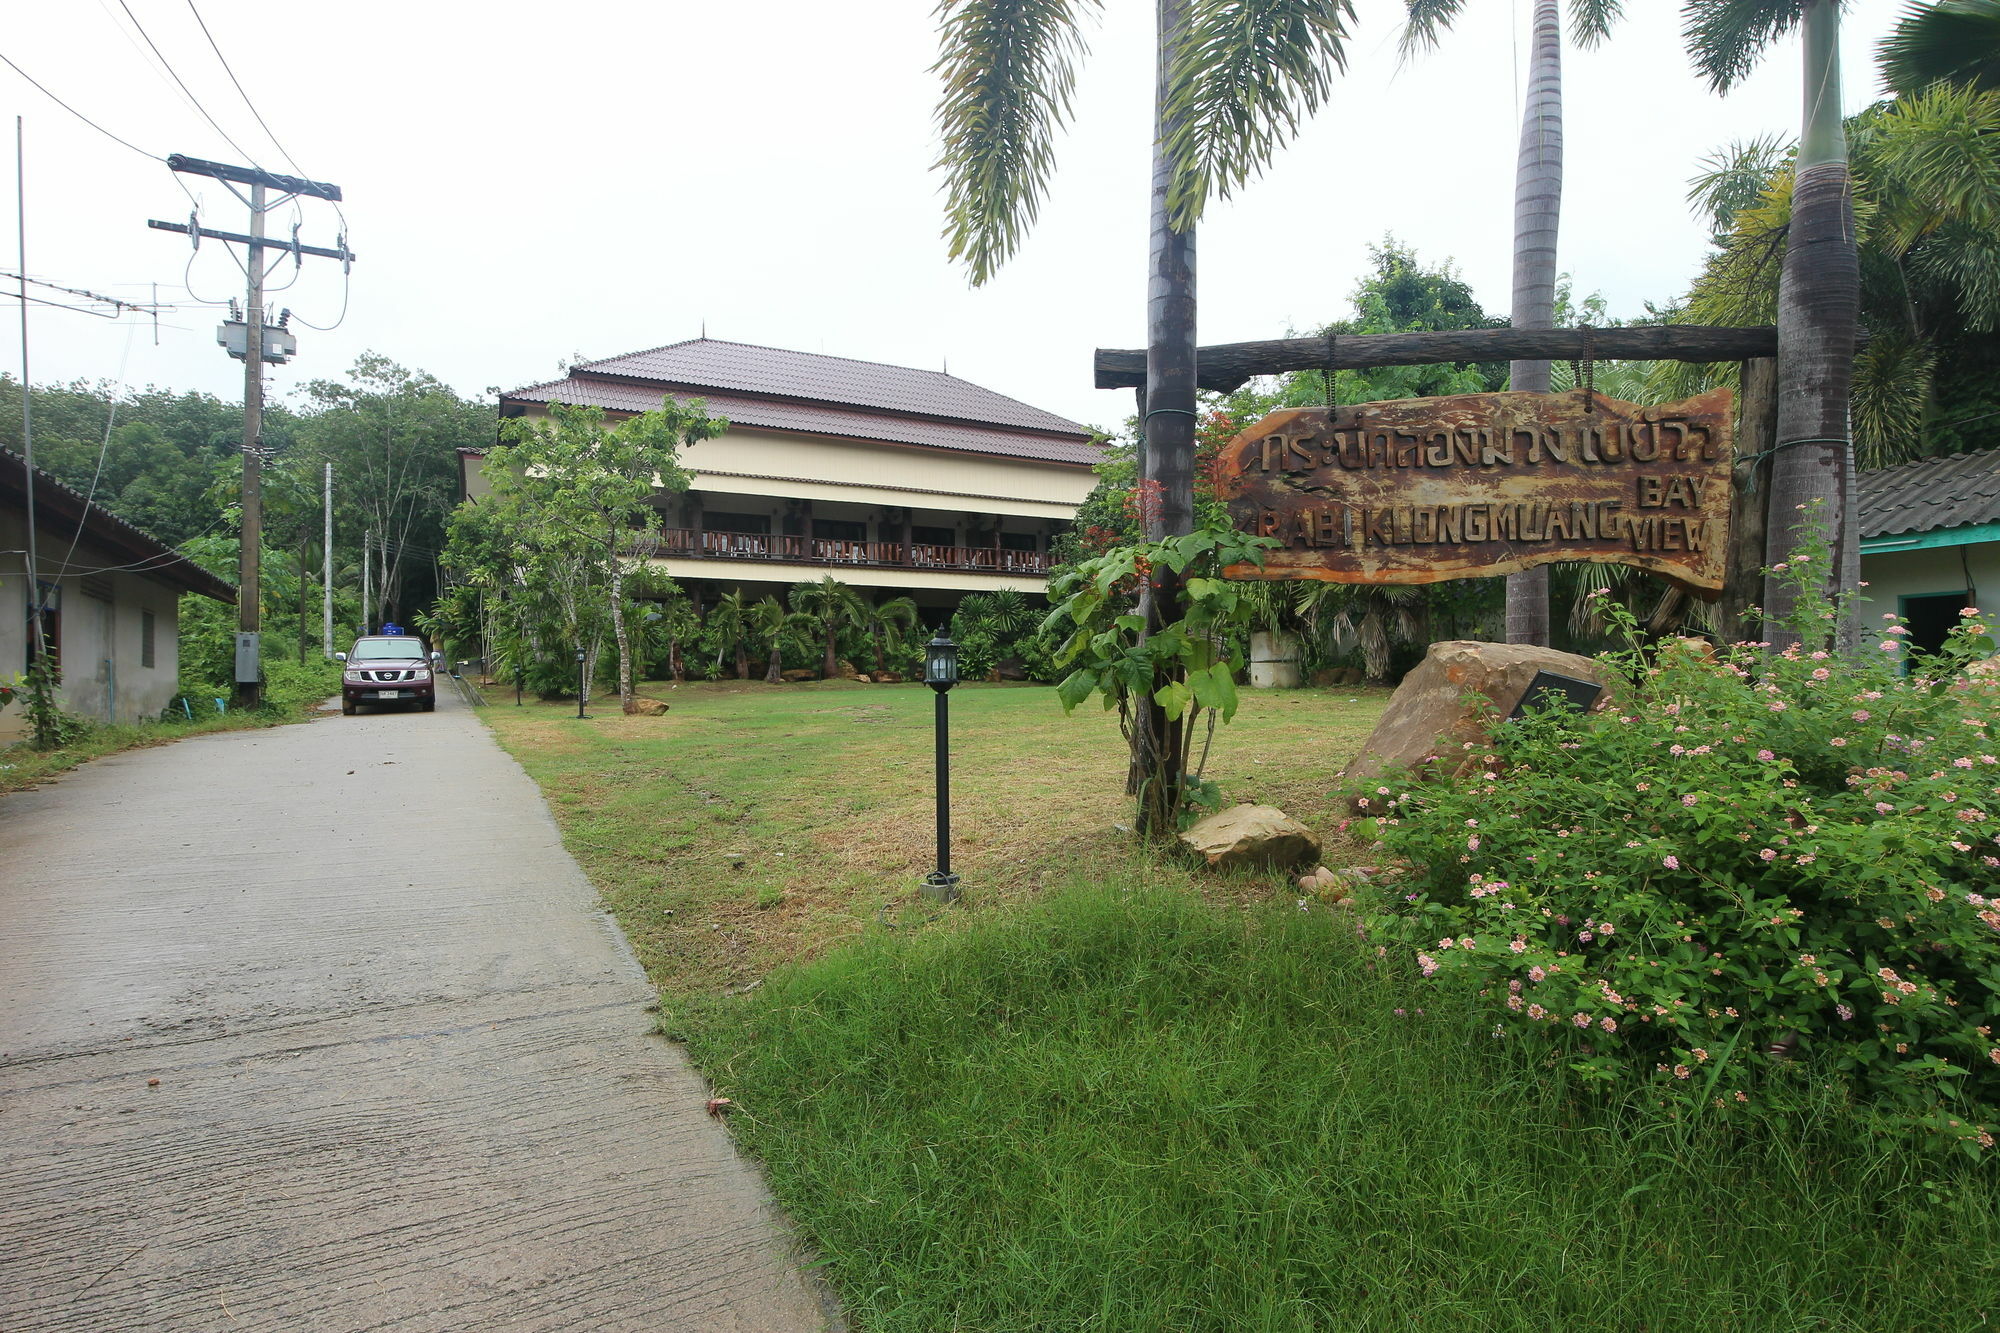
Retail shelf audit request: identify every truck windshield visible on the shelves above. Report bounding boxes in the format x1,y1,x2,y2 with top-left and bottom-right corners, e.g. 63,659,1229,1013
350,638,425,661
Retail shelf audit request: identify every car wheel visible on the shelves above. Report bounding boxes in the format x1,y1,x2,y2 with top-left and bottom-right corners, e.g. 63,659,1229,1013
420,697,436,712
342,699,357,716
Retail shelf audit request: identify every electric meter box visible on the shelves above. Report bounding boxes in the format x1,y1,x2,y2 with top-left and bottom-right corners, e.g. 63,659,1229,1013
234,632,262,684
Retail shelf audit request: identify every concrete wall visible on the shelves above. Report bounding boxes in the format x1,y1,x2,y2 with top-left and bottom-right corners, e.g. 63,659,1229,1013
480,416,1097,518
1,510,187,744
1858,539,2000,660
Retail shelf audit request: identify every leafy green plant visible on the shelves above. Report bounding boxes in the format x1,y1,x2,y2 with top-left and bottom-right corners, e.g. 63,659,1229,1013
1043,519,1279,827
1369,523,2000,1153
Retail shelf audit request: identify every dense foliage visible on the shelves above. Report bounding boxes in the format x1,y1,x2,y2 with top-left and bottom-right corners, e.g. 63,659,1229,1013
1372,534,2000,1152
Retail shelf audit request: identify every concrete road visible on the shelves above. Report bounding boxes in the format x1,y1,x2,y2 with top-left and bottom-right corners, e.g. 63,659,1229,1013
0,688,835,1332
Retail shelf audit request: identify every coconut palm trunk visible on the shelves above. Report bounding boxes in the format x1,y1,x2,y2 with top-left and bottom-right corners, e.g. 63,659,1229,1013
1135,0,1197,838
1504,0,1564,646
1761,0,1860,650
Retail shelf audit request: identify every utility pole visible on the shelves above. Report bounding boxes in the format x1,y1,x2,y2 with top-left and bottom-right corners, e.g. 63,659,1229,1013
361,530,371,635
239,179,266,707
15,119,42,682
149,155,352,709
322,461,333,657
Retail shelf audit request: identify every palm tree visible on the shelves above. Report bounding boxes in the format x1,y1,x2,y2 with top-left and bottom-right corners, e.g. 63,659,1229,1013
1297,582,1426,686
1683,0,1861,649
1402,0,1622,647
708,589,752,680
935,0,1354,835
748,596,811,684
790,575,869,678
863,595,921,674
1673,85,2000,471
1882,0,2000,94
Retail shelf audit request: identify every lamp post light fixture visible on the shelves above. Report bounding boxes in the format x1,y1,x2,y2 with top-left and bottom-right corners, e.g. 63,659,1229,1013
921,631,960,903
575,647,588,719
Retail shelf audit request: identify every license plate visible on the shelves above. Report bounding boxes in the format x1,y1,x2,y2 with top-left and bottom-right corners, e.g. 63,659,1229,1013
376,690,403,699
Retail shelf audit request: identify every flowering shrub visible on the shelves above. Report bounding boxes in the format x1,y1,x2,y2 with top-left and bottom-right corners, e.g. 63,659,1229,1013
1370,536,2000,1154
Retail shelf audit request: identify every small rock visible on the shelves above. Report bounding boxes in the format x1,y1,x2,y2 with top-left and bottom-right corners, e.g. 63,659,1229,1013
725,852,746,867
146,1078,160,1088
1180,804,1320,871
705,1097,734,1118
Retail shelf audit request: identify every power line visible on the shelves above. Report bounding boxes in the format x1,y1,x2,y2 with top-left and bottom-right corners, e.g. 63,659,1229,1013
112,0,265,170
183,0,302,176
0,50,163,161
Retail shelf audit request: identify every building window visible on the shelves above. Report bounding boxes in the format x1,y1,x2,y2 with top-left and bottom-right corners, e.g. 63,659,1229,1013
912,524,956,547
813,518,868,542
705,511,772,535
1900,591,1969,661
142,609,157,669
1000,532,1038,552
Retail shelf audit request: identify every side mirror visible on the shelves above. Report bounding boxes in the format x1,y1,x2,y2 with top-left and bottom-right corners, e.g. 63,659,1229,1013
334,651,347,663
430,652,444,668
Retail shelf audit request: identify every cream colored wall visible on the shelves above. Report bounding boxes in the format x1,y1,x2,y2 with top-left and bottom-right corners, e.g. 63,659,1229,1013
489,412,1097,516
683,427,1093,514
0,513,187,743
1858,541,2000,662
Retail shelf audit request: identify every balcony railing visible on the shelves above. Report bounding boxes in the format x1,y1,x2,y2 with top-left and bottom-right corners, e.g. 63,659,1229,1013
640,528,1050,575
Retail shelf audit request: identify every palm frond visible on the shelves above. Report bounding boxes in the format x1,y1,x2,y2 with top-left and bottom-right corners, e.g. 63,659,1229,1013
1881,0,2000,94
1568,0,1625,49
1681,0,1808,94
1686,134,1794,239
1163,0,1355,230
1851,330,1938,468
933,0,1101,285
1397,0,1466,61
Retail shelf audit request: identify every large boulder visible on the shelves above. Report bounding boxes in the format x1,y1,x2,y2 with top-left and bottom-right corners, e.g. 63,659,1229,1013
1343,640,1609,790
780,668,815,682
1179,803,1321,871
622,697,669,716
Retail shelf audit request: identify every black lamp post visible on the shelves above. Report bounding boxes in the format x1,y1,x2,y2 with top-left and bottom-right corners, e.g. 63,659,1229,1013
575,647,588,719
922,631,960,903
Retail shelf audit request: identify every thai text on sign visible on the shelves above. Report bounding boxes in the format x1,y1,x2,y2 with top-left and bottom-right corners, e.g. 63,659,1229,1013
1217,389,1734,594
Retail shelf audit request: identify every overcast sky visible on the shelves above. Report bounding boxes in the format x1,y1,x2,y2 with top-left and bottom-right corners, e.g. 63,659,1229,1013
4,1,1904,436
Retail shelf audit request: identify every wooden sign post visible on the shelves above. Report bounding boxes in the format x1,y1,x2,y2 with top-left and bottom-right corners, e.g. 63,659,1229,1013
1217,389,1735,595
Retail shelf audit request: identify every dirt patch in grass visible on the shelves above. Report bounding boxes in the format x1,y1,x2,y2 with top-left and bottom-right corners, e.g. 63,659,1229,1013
482,678,1391,995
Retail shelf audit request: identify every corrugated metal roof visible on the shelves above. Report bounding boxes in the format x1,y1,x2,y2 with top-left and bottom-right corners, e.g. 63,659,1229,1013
503,376,1102,466
0,448,236,602
572,338,1092,437
1858,448,2000,539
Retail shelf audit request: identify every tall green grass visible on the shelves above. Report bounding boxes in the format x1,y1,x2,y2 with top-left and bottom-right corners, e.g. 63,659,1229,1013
677,883,2000,1332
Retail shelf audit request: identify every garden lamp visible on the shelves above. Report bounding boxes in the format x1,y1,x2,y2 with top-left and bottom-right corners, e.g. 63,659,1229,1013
576,647,588,719
922,632,961,903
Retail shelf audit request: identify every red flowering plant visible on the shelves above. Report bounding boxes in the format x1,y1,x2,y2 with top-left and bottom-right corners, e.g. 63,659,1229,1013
1367,521,2000,1155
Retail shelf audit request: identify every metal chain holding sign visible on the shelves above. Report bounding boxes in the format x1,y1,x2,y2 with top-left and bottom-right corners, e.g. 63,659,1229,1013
1569,326,1596,414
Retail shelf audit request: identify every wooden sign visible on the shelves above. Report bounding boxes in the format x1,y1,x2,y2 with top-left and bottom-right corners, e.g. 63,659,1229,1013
1217,389,1734,595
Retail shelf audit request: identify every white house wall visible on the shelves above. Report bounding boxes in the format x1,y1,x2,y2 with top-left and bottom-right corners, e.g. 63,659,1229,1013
1,509,185,743
1858,540,2000,658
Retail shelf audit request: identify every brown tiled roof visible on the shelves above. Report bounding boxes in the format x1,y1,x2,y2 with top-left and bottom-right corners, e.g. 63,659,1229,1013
575,339,1091,436
1858,448,2000,539
501,339,1101,467
503,377,1100,465
0,448,236,601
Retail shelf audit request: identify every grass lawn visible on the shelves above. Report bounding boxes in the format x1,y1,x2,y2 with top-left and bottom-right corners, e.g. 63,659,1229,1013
479,677,1390,995
483,677,2000,1331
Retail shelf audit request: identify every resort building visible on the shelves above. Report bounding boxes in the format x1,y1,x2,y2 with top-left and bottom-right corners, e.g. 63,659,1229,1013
1858,446,2000,658
2,447,235,742
466,339,1104,614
